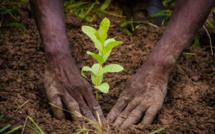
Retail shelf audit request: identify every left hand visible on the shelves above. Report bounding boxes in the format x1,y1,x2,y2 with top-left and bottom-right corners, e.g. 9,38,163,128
107,64,168,129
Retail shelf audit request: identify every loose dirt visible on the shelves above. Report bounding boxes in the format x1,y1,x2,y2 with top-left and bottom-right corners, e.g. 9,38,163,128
0,4,214,134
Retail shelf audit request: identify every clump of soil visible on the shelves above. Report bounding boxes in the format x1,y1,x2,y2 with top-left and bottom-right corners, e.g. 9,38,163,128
0,4,214,134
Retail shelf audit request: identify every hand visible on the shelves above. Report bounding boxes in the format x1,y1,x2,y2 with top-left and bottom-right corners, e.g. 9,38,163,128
44,55,105,123
107,63,168,129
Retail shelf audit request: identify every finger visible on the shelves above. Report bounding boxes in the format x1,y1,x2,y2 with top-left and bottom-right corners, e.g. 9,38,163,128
120,104,148,129
62,94,82,122
113,98,138,127
141,106,158,126
49,95,65,119
107,97,128,123
79,97,97,122
45,76,65,119
82,87,106,124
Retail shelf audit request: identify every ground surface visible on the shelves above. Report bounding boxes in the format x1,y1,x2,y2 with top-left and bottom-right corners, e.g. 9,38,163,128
0,4,215,134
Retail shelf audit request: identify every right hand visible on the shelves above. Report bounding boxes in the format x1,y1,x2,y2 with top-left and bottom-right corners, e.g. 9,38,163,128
44,55,105,123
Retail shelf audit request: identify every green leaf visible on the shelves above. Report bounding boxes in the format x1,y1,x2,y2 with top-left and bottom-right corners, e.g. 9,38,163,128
87,51,104,65
82,26,97,38
103,50,111,63
5,125,22,134
81,66,96,78
82,2,96,21
91,64,103,76
0,124,11,133
151,10,171,17
120,22,128,28
183,52,196,55
91,74,103,86
91,64,103,86
91,74,96,85
207,20,215,30
27,116,44,134
97,17,110,44
97,75,103,85
103,64,124,74
94,82,109,93
149,125,168,134
162,0,172,7
99,0,112,11
6,23,26,35
82,26,103,51
103,41,123,55
66,2,87,9
100,18,110,33
0,114,4,120
192,34,200,47
123,29,133,36
26,124,41,134
104,38,115,47
102,38,116,62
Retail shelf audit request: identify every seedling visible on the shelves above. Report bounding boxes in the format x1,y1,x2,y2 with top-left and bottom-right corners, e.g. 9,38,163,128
151,9,172,25
120,20,159,35
0,1,26,34
81,17,124,100
64,0,124,23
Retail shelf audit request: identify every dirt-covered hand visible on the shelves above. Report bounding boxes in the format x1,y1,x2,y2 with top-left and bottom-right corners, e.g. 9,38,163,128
44,55,105,123
107,63,168,129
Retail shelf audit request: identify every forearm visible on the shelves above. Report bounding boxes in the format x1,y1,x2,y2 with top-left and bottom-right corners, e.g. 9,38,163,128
146,0,215,72
30,0,72,61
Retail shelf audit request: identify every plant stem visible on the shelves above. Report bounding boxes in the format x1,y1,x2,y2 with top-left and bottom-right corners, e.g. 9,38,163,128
95,64,102,101
96,90,98,101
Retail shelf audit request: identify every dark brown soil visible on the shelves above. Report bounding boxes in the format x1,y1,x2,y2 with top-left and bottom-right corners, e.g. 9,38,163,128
0,5,215,134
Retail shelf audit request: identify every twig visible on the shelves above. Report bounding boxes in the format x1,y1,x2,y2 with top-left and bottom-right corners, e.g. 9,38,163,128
19,100,30,108
21,116,28,134
203,25,213,55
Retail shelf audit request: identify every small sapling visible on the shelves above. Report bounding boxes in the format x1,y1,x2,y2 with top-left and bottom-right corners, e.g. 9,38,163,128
81,17,124,101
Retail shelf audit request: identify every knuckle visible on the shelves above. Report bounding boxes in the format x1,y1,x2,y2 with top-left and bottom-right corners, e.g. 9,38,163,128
50,96,61,105
147,107,157,116
109,109,118,117
68,100,79,108
128,113,138,119
138,105,146,111
120,96,130,102
108,110,117,120
82,109,92,117
46,84,59,96
132,98,140,105
93,104,101,111
119,113,127,120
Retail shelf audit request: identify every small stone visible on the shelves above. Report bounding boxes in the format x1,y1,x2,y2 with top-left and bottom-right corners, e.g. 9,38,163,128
191,75,200,81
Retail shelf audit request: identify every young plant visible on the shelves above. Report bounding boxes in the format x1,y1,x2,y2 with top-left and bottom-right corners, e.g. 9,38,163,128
64,0,124,23
0,1,26,34
81,17,124,100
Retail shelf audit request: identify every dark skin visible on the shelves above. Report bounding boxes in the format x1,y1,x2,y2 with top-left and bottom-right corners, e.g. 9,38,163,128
107,0,215,129
30,0,214,129
30,0,105,122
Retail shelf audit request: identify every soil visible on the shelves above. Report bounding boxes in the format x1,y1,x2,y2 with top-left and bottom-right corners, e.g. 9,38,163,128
0,4,215,134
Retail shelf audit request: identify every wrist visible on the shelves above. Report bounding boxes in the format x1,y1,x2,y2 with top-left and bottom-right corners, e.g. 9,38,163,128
145,32,190,73
42,35,73,63
46,50,72,63
44,43,73,65
145,51,176,74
